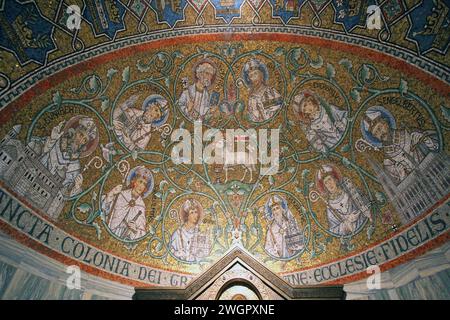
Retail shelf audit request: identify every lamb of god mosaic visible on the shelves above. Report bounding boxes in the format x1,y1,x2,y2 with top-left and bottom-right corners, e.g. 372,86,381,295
0,38,449,285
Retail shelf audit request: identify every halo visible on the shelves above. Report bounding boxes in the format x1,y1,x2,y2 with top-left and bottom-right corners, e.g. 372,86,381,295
264,195,287,220
361,106,396,148
242,58,269,87
179,198,204,224
62,115,99,158
292,90,321,123
125,166,154,199
191,58,217,87
142,94,169,127
315,164,342,196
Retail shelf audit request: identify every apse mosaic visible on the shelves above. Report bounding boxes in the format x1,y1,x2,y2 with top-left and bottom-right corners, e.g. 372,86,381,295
0,1,449,84
0,0,449,288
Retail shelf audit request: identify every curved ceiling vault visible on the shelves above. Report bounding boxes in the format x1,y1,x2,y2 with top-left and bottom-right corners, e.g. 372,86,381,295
0,0,449,289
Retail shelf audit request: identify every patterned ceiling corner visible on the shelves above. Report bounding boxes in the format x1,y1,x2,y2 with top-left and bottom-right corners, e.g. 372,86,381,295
0,0,449,288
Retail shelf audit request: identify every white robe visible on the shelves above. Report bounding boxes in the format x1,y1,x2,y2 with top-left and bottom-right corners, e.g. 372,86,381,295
35,136,82,196
102,189,147,240
178,84,212,121
382,129,439,183
170,225,210,262
113,106,152,151
300,104,347,152
265,209,303,258
326,181,369,236
248,85,283,122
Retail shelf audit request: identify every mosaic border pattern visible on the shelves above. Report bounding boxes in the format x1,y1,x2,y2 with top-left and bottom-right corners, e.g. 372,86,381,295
1,25,449,108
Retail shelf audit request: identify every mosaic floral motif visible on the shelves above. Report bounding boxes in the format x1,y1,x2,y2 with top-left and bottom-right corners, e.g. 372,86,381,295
380,0,406,24
130,0,149,17
407,0,450,54
150,0,188,27
0,0,56,65
0,0,449,98
269,0,301,24
0,0,448,288
332,0,377,32
210,0,246,23
83,0,127,39
247,0,266,12
309,0,330,12
0,39,448,279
